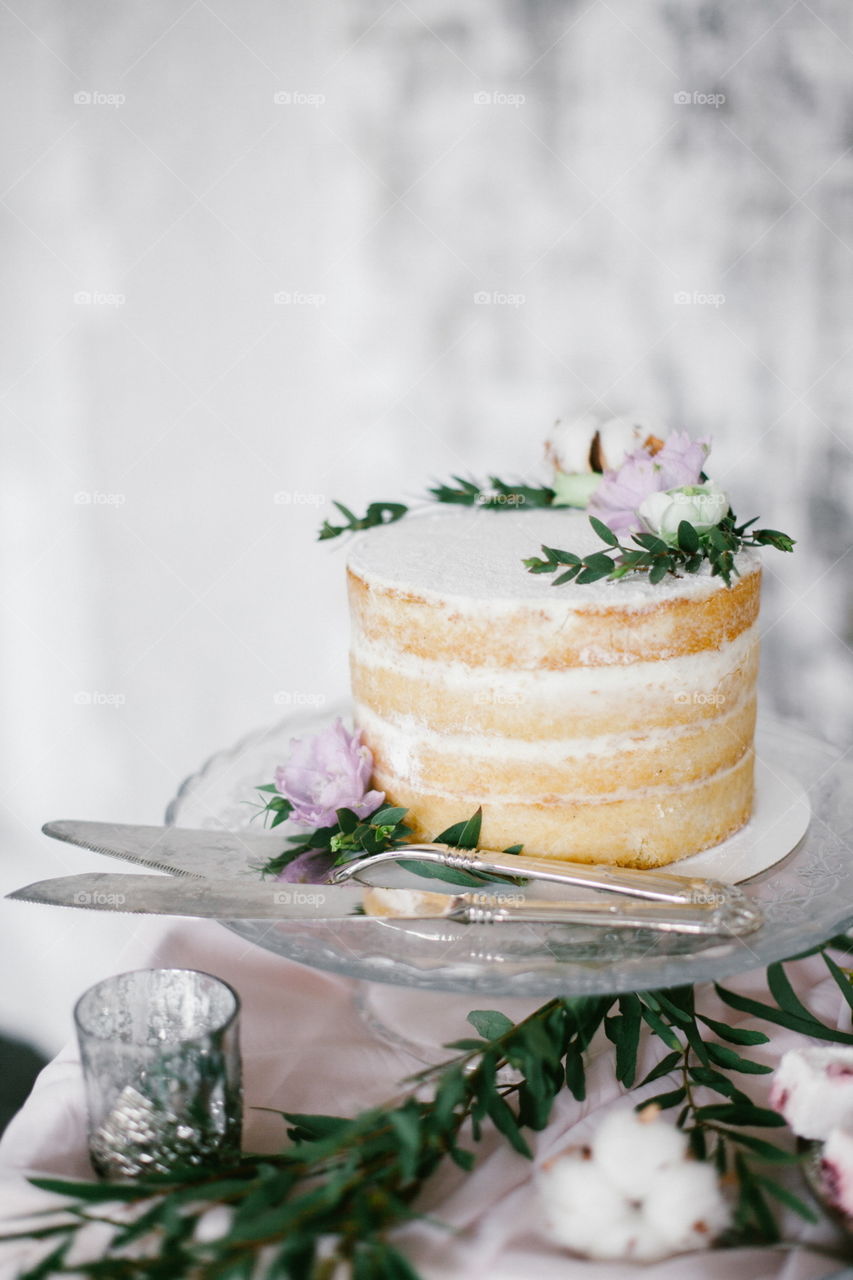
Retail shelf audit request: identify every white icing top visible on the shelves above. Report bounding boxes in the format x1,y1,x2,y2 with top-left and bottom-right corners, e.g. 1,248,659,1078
347,508,760,608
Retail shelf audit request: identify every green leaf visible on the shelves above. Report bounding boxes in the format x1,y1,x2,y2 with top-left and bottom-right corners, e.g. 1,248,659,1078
638,1049,682,1087
541,545,581,565
589,516,619,547
714,983,853,1044
434,807,482,849
467,1010,515,1040
605,994,642,1087
639,1004,682,1051
639,1085,687,1111
704,1041,772,1074
677,520,700,553
688,1065,750,1102
576,560,614,584
751,528,796,552
564,1049,586,1100
693,1103,786,1128
28,1176,148,1202
727,1130,800,1162
370,806,409,826
751,1173,818,1222
648,558,670,585
485,1093,532,1158
632,531,670,553
822,950,853,1017
766,961,819,1025
735,1153,780,1240
335,807,359,834
696,1014,770,1045
396,859,500,889
389,1108,422,1183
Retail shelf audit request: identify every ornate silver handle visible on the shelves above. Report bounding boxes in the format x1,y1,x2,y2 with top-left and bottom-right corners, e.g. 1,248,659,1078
447,888,762,936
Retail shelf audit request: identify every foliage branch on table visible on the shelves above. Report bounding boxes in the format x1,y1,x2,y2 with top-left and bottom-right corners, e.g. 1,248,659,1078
315,414,794,588
7,945,853,1276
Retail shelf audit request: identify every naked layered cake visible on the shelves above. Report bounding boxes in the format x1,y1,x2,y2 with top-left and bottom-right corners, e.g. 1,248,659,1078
347,508,761,868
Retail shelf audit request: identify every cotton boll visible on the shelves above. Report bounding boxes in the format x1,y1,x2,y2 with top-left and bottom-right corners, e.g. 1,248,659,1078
770,1047,853,1140
584,1208,668,1263
545,413,600,474
821,1128,853,1217
539,1157,627,1253
596,416,665,471
644,1162,732,1250
593,1109,687,1197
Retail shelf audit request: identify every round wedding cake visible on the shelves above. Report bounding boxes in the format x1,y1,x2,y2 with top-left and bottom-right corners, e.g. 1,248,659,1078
346,508,761,867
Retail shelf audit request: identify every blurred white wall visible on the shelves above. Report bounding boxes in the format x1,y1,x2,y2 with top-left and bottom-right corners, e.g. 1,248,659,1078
3,0,853,1054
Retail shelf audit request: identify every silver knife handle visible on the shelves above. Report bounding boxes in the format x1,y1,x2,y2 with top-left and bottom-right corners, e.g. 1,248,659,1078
449,888,762,937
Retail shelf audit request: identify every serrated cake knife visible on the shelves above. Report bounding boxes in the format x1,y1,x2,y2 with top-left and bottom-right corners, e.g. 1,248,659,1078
44,819,743,910
7,873,763,936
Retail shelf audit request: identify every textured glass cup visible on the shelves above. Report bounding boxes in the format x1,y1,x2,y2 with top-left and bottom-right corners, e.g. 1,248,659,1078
74,968,242,1179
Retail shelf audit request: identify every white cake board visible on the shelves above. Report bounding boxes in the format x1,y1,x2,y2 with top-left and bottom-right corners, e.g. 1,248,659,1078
666,755,810,884
357,759,812,1065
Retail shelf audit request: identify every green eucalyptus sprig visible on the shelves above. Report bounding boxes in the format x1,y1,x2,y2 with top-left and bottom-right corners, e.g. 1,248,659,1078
317,475,557,541
318,500,408,541
254,797,523,888
427,475,556,510
9,945,853,1277
524,514,795,589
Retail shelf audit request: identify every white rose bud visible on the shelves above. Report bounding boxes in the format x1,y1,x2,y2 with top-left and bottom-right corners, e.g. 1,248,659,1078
638,482,729,545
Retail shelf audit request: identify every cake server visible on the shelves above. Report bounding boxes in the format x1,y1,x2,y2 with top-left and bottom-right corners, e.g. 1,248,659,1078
41,820,736,907
7,872,762,935
330,843,740,908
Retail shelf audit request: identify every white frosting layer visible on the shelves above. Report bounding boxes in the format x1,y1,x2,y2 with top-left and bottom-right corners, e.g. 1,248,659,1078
347,508,760,611
355,701,753,804
352,621,760,694
355,696,751,767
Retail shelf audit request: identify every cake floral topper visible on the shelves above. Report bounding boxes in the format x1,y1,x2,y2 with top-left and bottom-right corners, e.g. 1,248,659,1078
317,413,794,588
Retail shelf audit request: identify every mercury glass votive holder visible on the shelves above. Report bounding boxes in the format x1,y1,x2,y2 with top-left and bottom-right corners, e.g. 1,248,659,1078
74,967,242,1180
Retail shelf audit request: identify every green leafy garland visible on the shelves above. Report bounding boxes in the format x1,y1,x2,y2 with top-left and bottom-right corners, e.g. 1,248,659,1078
317,475,556,540
8,943,853,1277
525,514,795,589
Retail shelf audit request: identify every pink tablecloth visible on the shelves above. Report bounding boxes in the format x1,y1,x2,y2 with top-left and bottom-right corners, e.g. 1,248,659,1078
0,919,849,1279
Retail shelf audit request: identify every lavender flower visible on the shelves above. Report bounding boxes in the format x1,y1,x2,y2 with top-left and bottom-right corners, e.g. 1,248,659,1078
589,431,711,536
273,718,384,829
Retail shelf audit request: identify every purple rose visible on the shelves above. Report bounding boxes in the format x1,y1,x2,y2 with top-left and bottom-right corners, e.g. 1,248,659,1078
588,432,711,537
273,717,384,829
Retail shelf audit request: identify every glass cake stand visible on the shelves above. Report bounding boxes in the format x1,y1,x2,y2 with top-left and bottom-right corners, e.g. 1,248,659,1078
165,706,853,1004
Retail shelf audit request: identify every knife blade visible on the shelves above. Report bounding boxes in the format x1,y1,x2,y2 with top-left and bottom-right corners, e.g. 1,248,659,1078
42,819,281,879
7,872,763,934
